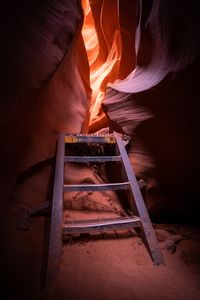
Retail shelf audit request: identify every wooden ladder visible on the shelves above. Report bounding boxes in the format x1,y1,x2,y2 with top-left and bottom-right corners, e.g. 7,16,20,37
46,132,164,283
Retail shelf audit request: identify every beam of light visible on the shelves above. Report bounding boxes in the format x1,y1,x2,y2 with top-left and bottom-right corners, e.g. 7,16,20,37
81,0,121,126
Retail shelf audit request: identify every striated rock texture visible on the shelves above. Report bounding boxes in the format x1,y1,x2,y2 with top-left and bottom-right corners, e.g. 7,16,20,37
0,1,200,298
85,0,138,130
1,0,83,127
103,0,200,221
0,0,90,214
0,0,200,222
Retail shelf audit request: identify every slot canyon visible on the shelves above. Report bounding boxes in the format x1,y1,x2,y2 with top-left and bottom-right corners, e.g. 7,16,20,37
0,0,200,299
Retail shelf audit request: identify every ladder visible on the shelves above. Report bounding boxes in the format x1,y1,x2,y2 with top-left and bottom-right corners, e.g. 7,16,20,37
46,132,164,283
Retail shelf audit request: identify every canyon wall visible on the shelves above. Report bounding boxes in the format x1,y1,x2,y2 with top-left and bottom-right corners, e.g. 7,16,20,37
103,0,200,221
0,0,200,222
0,0,90,214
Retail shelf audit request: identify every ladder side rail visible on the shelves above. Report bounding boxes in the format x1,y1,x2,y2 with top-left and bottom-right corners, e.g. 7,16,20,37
114,132,164,265
46,133,65,283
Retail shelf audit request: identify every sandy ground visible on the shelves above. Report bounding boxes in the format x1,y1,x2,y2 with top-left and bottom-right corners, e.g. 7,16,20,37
1,163,200,300
43,232,200,300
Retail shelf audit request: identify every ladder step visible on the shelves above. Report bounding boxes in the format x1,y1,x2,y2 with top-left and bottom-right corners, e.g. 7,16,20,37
63,182,130,192
65,135,115,144
63,216,141,234
64,155,121,163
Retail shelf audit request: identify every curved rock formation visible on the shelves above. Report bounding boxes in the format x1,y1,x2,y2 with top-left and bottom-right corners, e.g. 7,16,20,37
102,0,200,221
1,1,200,299
1,0,200,225
0,0,90,213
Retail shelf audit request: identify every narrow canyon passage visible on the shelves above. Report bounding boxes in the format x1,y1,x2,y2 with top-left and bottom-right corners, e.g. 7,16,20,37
0,1,200,299
81,0,137,133
82,0,122,128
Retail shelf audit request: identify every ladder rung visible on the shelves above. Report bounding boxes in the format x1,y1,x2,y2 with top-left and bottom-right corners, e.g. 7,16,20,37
63,182,130,192
63,216,141,234
64,155,121,163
